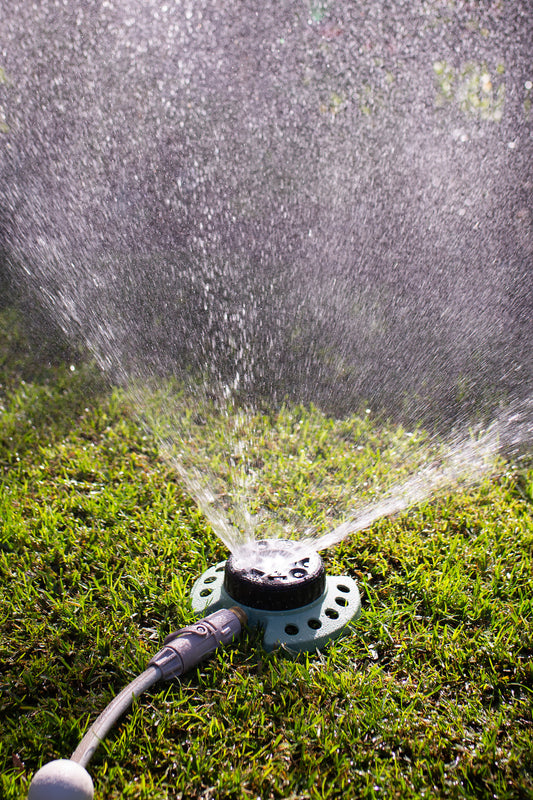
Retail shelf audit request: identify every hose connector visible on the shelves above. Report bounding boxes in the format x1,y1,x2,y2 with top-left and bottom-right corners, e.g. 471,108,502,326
149,606,246,680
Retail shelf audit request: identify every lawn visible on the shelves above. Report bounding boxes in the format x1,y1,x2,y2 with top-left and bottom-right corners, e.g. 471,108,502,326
1,306,532,799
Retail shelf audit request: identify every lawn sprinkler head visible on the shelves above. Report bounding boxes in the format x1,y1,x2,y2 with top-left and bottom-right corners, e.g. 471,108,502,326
191,539,361,652
224,539,326,611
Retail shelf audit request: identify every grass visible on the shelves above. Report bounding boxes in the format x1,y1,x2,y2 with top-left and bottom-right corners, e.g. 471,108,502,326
1,306,532,799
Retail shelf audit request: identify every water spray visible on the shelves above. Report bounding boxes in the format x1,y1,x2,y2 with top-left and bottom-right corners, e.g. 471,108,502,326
27,541,360,799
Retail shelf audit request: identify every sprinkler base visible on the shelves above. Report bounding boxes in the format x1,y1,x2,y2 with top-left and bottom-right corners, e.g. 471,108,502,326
191,561,361,652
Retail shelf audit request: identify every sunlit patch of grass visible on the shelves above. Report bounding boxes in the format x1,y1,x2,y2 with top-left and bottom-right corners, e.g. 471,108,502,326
1,306,532,799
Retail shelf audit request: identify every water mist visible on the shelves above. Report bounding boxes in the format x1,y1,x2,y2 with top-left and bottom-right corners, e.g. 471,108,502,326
1,0,531,619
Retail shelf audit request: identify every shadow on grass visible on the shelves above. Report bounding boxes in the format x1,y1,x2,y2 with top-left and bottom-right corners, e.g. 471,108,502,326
0,300,109,463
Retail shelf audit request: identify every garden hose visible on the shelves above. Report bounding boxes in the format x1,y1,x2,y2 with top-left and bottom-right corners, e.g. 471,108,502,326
70,666,161,769
27,607,246,800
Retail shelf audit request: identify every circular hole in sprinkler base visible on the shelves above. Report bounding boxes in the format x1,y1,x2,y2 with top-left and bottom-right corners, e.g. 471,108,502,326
335,596,348,607
285,624,299,636
307,618,322,629
325,608,339,619
200,589,212,597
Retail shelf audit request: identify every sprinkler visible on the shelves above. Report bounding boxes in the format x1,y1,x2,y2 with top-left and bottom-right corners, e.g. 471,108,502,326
27,541,361,798
191,539,361,651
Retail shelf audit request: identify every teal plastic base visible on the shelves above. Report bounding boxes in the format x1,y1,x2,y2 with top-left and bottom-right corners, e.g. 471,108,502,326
191,561,361,652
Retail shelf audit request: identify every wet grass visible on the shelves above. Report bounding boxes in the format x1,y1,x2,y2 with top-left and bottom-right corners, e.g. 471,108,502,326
1,306,532,800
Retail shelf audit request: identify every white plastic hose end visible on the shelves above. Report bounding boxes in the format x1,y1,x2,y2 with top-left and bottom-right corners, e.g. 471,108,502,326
27,759,94,800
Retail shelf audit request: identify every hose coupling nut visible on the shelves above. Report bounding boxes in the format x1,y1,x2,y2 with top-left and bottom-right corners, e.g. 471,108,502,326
149,607,246,680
